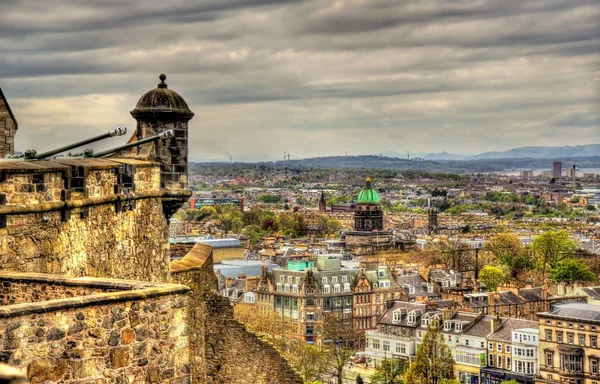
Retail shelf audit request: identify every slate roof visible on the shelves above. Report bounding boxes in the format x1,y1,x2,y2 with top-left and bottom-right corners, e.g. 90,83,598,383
463,315,497,338
519,287,551,301
396,274,441,300
379,302,426,326
581,287,600,300
488,318,541,342
541,303,600,322
464,291,525,308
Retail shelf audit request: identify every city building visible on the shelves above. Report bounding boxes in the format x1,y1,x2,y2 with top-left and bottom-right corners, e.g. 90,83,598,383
553,162,563,178
254,256,359,342
482,318,539,384
536,303,600,384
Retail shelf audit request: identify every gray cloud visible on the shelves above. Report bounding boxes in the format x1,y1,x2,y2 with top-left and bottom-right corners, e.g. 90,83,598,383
0,0,598,159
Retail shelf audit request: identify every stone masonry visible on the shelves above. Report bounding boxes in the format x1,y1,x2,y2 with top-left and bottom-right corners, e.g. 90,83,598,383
0,89,17,159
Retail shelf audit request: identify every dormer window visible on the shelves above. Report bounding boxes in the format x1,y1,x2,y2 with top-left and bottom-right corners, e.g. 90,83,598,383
343,283,351,292
427,284,433,293
332,276,338,283
407,311,416,324
287,276,293,283
295,277,301,285
443,280,449,287
444,321,452,331
378,270,385,278
280,275,285,282
334,284,341,293
292,285,299,293
422,318,430,327
455,324,463,332
276,283,283,291
324,285,331,294
342,276,348,283
322,277,328,284
393,309,402,323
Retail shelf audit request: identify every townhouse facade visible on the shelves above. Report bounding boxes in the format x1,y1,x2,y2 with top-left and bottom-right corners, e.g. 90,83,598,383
536,303,600,384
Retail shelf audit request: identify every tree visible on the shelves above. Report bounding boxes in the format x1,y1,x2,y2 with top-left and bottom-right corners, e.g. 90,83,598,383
321,313,357,384
356,374,365,384
550,259,597,282
404,323,455,384
486,233,523,276
478,266,508,291
370,358,409,384
500,380,520,384
531,231,577,277
287,340,330,382
258,194,281,204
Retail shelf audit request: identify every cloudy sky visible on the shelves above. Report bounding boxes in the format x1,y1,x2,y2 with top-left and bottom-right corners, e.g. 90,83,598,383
1,0,598,161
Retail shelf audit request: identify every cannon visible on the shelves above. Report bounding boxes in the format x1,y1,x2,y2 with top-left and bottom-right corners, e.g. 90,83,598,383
11,126,128,160
80,130,174,158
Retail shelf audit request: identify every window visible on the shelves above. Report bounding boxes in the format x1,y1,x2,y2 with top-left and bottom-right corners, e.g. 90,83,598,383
444,322,452,331
546,353,553,367
280,275,285,282
378,270,385,278
407,311,416,324
333,284,341,293
506,357,511,370
506,346,510,353
292,285,298,293
393,310,402,323
332,276,338,283
422,318,430,327
580,324,585,330
383,340,390,351
396,343,406,354
322,277,327,284
546,330,552,341
497,344,502,352
579,334,585,346
455,323,462,332
342,275,347,283
306,312,314,321
306,298,314,306
284,284,290,292
592,336,598,348
287,276,293,283
560,354,583,372
373,339,380,350
497,355,502,369
324,285,331,294
568,333,574,345
465,339,469,346
276,283,283,291
489,342,493,350
557,332,563,343
592,359,598,375
489,354,494,367
343,283,351,292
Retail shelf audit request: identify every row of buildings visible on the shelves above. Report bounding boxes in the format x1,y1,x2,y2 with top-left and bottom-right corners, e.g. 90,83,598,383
365,301,600,384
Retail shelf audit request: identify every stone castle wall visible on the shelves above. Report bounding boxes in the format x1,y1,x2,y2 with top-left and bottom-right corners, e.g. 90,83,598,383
0,274,190,384
0,160,186,282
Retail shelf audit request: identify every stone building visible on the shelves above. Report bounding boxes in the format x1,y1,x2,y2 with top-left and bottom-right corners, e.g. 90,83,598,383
536,303,600,384
0,76,302,384
0,88,18,158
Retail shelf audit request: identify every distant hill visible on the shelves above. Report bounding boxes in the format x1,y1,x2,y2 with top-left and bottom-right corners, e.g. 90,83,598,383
424,152,469,160
421,144,600,160
471,144,600,159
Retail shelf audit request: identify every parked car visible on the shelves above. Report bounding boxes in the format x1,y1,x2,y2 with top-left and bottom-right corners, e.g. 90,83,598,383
353,356,366,364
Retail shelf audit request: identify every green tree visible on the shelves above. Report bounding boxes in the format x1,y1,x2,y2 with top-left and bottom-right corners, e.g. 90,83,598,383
287,340,329,383
550,259,597,282
321,313,357,384
500,380,520,384
242,224,263,245
478,266,508,291
531,231,577,277
258,194,281,204
370,358,409,384
486,234,531,278
356,374,365,384
405,323,455,384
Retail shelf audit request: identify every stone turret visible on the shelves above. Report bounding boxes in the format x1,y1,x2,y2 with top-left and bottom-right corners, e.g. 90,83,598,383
131,74,194,190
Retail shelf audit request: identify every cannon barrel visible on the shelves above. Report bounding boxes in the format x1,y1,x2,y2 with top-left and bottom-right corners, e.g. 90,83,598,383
88,130,174,158
24,126,128,160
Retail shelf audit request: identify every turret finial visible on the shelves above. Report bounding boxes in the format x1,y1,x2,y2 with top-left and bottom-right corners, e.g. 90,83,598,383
158,73,167,88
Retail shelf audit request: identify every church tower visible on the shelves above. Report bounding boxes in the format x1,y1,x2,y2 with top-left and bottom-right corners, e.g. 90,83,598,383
131,74,194,190
318,190,326,212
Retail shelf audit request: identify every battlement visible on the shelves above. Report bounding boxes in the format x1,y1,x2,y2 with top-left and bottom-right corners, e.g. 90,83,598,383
0,158,190,282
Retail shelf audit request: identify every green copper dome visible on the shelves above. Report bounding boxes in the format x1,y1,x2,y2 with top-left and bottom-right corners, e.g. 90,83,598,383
357,177,380,204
